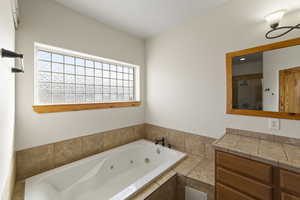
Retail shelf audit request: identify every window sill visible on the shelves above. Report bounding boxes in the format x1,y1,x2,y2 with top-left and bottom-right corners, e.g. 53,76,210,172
32,101,141,114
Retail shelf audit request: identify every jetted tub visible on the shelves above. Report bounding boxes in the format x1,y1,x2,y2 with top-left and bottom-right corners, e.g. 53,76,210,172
25,139,186,200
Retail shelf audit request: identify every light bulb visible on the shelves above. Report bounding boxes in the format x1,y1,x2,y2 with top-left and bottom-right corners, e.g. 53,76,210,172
265,10,286,29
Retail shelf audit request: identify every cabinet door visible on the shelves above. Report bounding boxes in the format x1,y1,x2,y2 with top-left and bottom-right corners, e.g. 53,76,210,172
280,169,300,196
216,183,255,200
216,151,273,184
216,167,272,200
281,193,300,200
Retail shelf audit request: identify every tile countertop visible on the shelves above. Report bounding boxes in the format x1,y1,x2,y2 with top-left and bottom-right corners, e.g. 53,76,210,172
213,133,300,173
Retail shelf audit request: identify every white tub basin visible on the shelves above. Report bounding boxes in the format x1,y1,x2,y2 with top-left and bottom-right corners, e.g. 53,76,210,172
25,139,186,200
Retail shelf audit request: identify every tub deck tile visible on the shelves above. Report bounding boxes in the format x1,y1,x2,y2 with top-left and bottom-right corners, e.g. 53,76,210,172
186,158,215,186
173,155,203,176
155,170,177,186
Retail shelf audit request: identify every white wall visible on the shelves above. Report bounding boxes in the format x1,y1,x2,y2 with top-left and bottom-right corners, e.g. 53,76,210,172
15,0,145,150
263,45,300,112
146,0,300,139
0,0,15,198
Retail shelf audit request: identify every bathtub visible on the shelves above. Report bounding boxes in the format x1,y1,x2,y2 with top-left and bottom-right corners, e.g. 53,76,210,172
25,139,186,200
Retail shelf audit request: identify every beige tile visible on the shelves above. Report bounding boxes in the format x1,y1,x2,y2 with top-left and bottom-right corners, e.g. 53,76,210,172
278,159,300,174
12,180,25,200
16,124,144,181
185,134,205,156
120,125,144,144
145,124,167,142
234,136,259,156
250,153,279,166
280,144,300,172
204,137,217,144
16,144,54,180
187,158,215,186
215,134,240,150
155,170,177,186
228,128,277,142
81,133,104,157
236,129,262,139
205,143,215,159
225,128,233,134
54,138,82,167
167,129,185,152
102,130,122,151
258,133,275,142
173,155,203,176
131,182,160,200
258,140,287,163
119,127,135,145
275,136,300,146
284,144,300,162
227,149,252,160
134,124,146,139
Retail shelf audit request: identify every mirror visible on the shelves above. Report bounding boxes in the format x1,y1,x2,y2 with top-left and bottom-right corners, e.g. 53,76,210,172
227,37,300,120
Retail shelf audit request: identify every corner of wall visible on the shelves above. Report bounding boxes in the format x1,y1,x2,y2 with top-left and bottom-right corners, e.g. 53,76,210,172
1,153,16,200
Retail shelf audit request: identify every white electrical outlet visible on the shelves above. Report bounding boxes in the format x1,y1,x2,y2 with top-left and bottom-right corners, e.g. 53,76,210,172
269,118,280,130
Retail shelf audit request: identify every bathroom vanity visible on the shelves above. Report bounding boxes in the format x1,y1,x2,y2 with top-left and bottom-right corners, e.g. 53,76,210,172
214,132,300,200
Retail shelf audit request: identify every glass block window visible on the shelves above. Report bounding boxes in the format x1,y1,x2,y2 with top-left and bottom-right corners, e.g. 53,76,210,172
35,45,137,105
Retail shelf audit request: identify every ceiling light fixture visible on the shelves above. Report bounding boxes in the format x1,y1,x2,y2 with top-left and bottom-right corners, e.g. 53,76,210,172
240,58,246,61
265,10,300,39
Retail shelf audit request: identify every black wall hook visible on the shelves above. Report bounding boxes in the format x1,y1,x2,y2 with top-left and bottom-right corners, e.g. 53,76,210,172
1,48,23,58
1,48,24,73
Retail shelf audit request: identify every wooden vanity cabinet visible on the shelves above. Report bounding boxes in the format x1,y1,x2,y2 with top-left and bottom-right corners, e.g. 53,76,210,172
215,151,300,200
280,169,300,198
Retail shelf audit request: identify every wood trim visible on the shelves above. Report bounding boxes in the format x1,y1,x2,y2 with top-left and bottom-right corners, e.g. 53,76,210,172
226,53,233,114
279,70,286,113
226,37,300,120
33,101,141,114
226,37,300,57
227,109,300,120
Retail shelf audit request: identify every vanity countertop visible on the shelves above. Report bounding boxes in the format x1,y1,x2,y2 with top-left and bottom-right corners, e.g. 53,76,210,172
213,133,300,173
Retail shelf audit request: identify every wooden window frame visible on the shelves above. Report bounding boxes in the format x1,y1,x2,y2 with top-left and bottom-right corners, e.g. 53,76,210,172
33,101,141,114
226,37,300,120
33,43,141,114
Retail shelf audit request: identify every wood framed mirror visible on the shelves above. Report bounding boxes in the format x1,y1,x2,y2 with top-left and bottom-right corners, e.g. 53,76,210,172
226,37,300,120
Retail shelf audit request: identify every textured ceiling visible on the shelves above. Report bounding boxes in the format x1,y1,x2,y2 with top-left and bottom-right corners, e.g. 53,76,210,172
54,0,229,38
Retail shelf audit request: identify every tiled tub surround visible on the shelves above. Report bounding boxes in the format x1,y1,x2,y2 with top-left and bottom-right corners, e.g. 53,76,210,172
14,123,217,200
145,124,216,200
14,157,213,200
13,169,177,200
145,124,216,159
16,124,145,180
23,140,185,200
215,128,300,173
